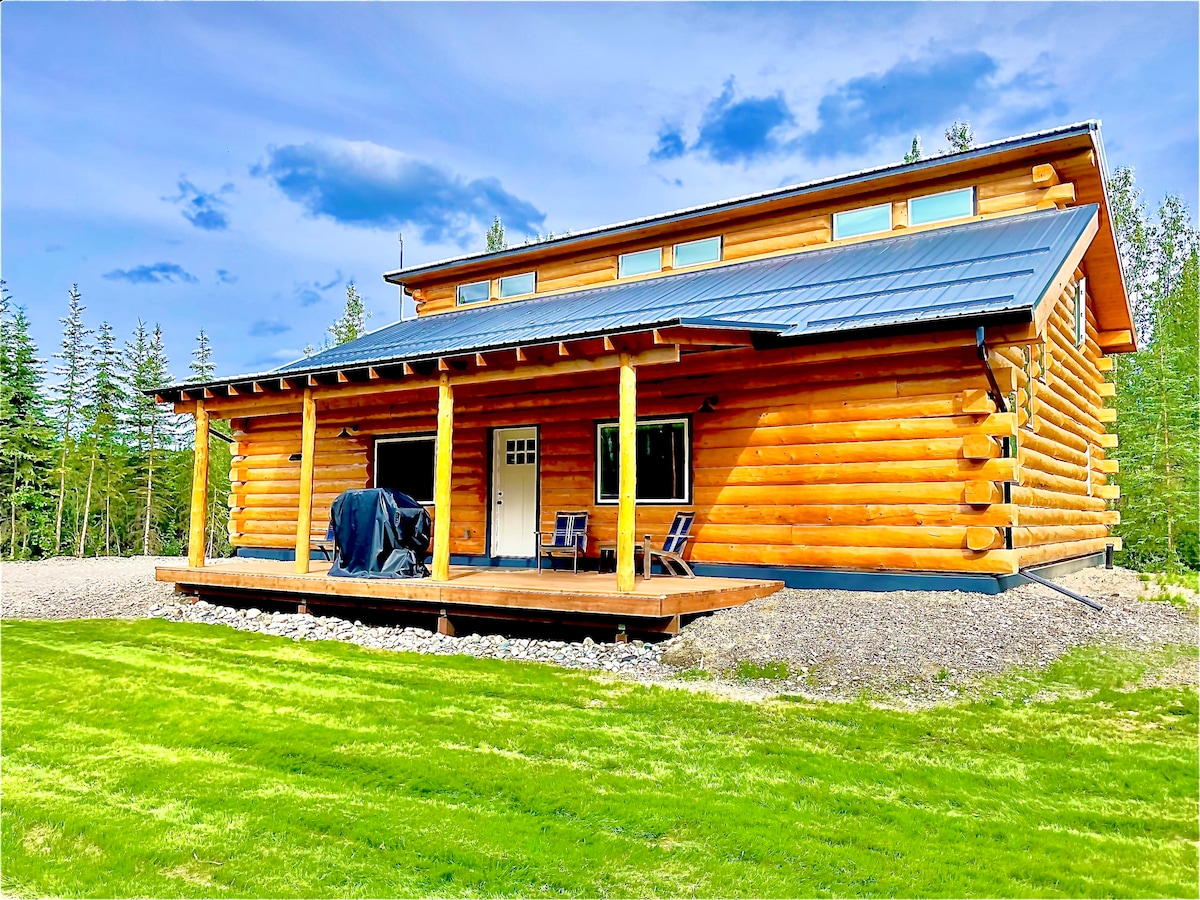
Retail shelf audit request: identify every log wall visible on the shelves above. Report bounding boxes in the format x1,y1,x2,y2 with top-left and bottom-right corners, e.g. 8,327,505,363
223,323,1100,577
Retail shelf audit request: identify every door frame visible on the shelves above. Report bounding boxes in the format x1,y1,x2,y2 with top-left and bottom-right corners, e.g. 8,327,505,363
486,424,541,560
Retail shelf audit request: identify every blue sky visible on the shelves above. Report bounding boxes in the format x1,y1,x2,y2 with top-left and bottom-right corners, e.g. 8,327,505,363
5,2,1197,380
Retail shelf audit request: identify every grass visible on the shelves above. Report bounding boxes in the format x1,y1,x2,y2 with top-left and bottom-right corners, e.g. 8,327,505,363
1138,571,1200,609
2,620,1196,898
732,659,790,681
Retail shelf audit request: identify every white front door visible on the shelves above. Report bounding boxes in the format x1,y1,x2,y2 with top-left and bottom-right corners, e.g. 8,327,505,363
491,427,538,557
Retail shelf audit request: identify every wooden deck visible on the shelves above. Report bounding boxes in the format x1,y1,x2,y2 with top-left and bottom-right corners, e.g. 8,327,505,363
156,560,782,632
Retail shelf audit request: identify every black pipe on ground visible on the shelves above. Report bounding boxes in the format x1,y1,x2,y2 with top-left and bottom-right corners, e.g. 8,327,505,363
1019,566,1103,611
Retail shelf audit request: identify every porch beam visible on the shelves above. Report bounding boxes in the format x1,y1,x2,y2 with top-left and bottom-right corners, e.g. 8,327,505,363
187,399,210,568
175,347,681,418
432,371,454,581
294,387,317,573
616,352,637,592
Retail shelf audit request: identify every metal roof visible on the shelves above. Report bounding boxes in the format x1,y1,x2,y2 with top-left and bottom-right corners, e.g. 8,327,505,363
385,121,1102,284
266,205,1097,376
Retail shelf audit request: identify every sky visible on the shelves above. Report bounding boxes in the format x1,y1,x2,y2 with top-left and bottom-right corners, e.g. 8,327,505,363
5,1,1197,382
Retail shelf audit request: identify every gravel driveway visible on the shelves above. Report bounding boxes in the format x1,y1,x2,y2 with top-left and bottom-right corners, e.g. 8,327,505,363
3,556,1195,704
2,556,195,619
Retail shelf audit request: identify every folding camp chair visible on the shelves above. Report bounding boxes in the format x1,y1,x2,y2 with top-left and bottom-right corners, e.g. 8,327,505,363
641,510,696,579
535,510,589,574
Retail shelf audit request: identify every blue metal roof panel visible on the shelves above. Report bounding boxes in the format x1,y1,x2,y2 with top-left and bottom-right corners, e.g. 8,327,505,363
274,205,1097,375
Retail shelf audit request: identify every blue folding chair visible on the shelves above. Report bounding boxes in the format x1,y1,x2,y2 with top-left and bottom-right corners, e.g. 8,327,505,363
535,511,590,574
641,511,696,579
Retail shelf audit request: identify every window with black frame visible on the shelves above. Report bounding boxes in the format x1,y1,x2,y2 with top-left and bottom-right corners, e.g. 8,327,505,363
374,435,436,504
595,418,690,504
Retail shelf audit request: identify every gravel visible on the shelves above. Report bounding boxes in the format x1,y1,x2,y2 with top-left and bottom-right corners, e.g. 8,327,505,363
152,600,671,676
659,566,1198,702
4,556,1195,704
2,556,190,619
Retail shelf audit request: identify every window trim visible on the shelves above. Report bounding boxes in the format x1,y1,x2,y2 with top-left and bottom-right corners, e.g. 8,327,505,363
617,247,663,279
372,432,437,504
673,236,723,269
831,202,892,241
498,271,537,299
456,279,490,306
593,415,692,506
906,186,976,227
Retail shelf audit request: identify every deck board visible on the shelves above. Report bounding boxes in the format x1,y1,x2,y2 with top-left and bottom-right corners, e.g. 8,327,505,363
156,560,781,621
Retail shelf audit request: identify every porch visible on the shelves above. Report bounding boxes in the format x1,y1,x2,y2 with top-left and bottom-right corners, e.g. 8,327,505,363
156,559,783,636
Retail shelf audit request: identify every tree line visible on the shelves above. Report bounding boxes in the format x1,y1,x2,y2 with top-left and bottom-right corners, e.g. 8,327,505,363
0,282,369,560
2,171,1195,570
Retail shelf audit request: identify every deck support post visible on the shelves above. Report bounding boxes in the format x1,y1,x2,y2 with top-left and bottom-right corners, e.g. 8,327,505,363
432,372,454,581
616,353,637,592
437,609,455,636
187,399,210,568
295,387,317,573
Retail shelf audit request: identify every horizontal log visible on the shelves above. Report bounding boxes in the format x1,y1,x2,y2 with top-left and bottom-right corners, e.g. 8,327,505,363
693,459,1015,487
698,481,1003,507
1017,537,1121,568
1016,506,1118,527
1011,525,1109,547
1010,486,1107,512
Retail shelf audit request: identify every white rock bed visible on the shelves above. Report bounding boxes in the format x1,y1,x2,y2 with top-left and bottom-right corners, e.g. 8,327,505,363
151,600,671,676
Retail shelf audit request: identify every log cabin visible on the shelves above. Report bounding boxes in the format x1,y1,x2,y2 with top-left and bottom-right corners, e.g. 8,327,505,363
152,121,1134,628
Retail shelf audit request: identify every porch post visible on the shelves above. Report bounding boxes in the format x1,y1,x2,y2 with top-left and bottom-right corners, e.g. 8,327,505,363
187,399,210,568
295,387,317,573
432,372,454,581
616,353,637,592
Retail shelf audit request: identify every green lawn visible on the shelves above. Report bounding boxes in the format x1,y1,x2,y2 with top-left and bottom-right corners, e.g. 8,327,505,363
2,620,1196,898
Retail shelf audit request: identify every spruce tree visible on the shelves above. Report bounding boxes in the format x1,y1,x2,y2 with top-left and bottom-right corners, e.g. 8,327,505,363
1109,168,1200,571
77,321,124,556
126,320,174,553
0,287,54,557
188,329,215,383
51,285,92,554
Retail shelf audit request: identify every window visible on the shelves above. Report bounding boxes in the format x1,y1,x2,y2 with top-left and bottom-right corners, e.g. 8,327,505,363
618,247,662,278
673,236,722,268
374,434,436,504
1074,277,1087,348
504,436,537,466
908,187,975,227
498,272,536,298
456,280,489,305
595,417,690,504
832,203,892,240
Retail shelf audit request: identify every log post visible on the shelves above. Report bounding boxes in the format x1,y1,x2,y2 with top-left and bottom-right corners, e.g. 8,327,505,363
432,372,454,581
616,353,637,592
187,399,210,568
295,387,317,573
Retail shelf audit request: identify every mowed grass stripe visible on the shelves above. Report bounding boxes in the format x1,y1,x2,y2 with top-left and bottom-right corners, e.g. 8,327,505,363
1,619,1195,898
